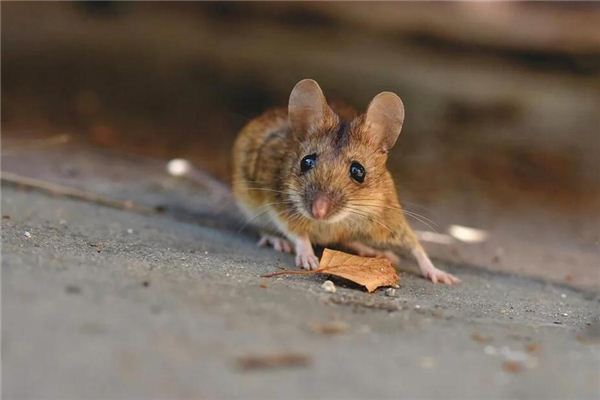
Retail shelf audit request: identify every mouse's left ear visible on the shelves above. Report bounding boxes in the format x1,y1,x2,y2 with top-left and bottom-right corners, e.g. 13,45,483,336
364,92,405,152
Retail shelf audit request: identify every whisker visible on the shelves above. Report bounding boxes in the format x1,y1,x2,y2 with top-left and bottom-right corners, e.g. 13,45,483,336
347,201,439,232
342,205,396,235
236,200,296,233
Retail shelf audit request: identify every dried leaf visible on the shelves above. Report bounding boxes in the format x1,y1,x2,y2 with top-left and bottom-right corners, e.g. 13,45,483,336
262,248,399,293
316,249,399,292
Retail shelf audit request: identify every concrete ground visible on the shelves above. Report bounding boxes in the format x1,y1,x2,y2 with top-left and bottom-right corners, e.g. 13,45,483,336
2,144,600,399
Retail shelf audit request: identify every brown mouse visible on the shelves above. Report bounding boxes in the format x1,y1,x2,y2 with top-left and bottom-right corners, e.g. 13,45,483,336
232,79,459,284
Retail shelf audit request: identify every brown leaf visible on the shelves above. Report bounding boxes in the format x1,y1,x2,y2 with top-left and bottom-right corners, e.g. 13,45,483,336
317,249,399,292
262,248,399,293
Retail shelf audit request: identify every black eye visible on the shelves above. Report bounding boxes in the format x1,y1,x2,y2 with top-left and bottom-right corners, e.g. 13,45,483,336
350,162,366,183
300,154,317,173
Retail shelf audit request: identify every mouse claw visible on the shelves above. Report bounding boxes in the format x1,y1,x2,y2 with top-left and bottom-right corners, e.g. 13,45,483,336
424,268,460,285
413,247,460,285
295,253,320,270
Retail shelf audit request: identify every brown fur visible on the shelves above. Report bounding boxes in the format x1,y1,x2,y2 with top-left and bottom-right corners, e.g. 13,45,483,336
231,104,418,251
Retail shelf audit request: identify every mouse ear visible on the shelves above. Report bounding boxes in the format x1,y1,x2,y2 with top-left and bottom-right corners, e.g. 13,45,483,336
364,92,405,151
289,79,336,138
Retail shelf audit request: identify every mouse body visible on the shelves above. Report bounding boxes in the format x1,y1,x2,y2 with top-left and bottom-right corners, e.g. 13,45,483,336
232,79,459,284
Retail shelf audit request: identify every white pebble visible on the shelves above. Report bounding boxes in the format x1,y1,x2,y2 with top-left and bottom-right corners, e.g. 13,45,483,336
126,229,133,234
414,304,421,310
321,280,336,293
484,345,497,356
500,346,529,363
24,231,31,238
167,158,192,177
384,288,396,297
562,313,568,317
561,293,567,299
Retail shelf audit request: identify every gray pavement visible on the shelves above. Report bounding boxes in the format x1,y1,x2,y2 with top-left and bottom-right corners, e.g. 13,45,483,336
2,145,600,399
3,186,600,399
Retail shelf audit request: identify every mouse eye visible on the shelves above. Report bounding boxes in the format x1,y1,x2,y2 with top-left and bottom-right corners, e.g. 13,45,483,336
350,162,366,183
300,154,317,173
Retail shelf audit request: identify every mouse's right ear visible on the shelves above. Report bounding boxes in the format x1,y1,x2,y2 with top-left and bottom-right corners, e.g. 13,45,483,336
289,79,335,138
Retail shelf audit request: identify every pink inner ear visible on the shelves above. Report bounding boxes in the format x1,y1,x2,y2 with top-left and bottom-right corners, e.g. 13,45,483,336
288,79,336,137
364,92,404,150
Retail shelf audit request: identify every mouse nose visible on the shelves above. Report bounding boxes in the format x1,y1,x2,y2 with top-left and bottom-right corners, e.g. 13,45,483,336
311,193,331,220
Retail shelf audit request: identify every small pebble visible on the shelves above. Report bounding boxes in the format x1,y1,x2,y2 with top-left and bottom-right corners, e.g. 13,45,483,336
321,280,336,293
126,229,133,234
384,288,397,297
561,293,567,299
414,304,421,310
24,231,31,238
167,158,191,177
562,313,568,317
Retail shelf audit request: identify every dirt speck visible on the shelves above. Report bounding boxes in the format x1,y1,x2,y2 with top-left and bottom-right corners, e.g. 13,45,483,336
309,321,349,335
502,360,524,373
65,285,82,294
236,353,311,370
471,333,493,344
526,343,541,354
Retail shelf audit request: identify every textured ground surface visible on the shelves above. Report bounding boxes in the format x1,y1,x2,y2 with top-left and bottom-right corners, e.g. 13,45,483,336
2,145,600,399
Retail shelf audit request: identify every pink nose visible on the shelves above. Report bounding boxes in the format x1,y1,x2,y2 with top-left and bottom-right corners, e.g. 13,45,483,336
311,194,331,220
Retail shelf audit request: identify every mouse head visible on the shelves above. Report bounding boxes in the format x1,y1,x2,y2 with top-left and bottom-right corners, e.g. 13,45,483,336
286,78,405,223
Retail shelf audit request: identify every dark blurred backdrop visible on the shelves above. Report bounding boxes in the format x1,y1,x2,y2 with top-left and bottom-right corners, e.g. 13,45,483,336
2,2,600,213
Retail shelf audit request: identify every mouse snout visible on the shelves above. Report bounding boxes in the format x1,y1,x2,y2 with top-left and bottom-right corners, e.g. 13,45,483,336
311,192,332,220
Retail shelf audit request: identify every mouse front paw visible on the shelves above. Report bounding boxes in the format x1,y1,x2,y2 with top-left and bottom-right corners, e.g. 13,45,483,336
293,235,319,270
295,253,320,270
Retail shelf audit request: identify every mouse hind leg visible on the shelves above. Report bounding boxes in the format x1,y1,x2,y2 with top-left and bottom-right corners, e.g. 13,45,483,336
371,209,460,285
342,241,400,265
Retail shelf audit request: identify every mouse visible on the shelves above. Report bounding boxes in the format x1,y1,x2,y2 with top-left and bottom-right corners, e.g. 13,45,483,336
232,78,459,284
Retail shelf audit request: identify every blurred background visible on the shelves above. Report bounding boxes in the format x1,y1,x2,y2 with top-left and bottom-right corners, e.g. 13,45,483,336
2,2,599,287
